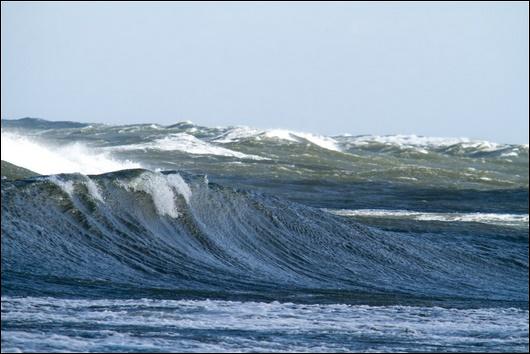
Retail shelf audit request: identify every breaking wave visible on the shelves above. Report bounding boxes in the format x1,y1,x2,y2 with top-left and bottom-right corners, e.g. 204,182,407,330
1,132,141,175
110,132,268,160
2,169,527,304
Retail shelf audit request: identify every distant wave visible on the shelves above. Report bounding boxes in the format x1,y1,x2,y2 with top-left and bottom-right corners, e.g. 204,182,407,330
2,119,527,191
337,134,529,158
109,132,268,160
4,118,527,161
213,126,342,152
211,126,528,156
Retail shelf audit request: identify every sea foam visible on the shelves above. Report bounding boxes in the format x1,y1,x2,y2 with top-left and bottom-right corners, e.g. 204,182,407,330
1,132,141,175
214,126,341,152
111,133,268,160
327,208,529,227
119,172,191,218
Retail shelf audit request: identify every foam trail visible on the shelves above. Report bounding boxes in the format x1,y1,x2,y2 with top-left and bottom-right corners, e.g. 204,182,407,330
342,135,500,150
327,209,529,227
111,133,268,160
1,296,528,353
1,132,141,175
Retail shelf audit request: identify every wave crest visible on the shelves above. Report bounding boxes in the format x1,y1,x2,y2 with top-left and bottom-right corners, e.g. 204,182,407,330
1,132,141,175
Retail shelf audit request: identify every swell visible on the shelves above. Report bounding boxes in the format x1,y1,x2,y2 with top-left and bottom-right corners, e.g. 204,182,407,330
1,169,528,304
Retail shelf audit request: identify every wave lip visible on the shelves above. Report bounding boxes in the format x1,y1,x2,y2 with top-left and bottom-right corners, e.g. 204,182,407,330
118,171,191,217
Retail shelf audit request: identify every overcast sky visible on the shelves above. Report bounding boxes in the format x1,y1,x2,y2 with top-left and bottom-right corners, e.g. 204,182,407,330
1,1,528,143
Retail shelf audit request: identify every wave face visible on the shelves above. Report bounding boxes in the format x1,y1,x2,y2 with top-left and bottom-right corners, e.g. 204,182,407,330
2,170,528,305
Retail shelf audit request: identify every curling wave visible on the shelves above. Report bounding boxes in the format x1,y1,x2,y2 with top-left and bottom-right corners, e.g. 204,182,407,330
2,169,527,304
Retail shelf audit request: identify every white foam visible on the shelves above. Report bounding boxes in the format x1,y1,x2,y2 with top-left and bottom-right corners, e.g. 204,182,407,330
293,132,341,152
112,133,268,160
501,151,519,157
47,176,75,197
213,126,263,143
46,175,104,202
120,172,191,218
1,296,528,353
327,209,529,227
166,173,192,203
345,135,470,147
83,176,104,202
209,127,526,155
1,132,141,175
262,129,299,142
343,134,505,152
214,127,341,152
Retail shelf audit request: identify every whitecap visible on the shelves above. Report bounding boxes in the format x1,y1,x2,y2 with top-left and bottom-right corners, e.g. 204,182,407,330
119,172,191,218
1,132,141,175
111,133,268,160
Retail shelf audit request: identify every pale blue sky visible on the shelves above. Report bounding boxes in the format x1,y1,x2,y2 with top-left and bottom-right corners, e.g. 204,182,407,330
1,1,528,143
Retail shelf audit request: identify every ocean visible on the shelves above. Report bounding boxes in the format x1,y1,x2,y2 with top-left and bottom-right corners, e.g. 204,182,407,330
1,118,528,352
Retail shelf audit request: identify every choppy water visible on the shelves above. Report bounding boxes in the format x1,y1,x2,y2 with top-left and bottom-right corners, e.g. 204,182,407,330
1,118,528,352
2,297,528,353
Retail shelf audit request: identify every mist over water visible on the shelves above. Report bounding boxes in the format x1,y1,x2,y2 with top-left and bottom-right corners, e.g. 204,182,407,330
1,131,142,174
